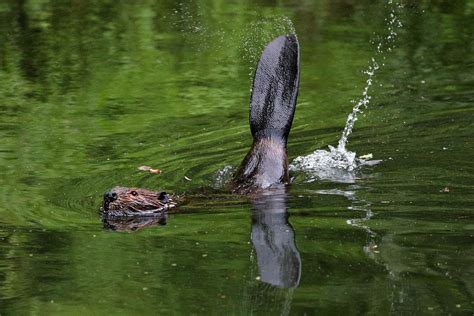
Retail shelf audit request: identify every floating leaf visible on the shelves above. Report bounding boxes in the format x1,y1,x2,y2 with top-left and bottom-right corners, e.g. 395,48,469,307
138,166,161,174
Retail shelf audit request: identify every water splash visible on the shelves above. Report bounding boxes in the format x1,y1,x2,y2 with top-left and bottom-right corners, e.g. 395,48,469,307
290,1,403,182
290,145,380,183
338,58,379,151
212,165,235,189
338,0,403,151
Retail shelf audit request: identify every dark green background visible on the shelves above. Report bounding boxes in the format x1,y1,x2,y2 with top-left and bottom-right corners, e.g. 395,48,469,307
0,0,473,314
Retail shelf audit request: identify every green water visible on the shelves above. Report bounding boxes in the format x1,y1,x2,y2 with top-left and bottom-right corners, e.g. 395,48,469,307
1,0,473,314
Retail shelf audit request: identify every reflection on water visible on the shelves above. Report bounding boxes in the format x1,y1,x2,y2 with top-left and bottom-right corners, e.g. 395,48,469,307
251,189,301,289
315,181,474,314
1,0,473,314
248,188,300,315
103,187,302,314
103,214,168,232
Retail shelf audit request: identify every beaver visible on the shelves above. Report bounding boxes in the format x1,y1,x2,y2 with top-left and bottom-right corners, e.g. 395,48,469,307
101,34,300,219
102,187,177,217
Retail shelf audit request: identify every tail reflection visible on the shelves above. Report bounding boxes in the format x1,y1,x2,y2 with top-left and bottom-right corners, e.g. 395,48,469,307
250,188,301,288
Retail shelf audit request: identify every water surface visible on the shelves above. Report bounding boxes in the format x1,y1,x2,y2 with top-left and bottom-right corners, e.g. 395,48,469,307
0,0,473,314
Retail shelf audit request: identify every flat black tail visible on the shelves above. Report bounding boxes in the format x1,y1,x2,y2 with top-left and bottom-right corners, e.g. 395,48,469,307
249,34,300,141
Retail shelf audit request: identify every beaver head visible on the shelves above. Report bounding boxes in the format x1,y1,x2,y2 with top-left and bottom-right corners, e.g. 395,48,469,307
101,186,176,217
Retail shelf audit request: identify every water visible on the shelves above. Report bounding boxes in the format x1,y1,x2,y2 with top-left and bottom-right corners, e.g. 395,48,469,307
1,1,473,314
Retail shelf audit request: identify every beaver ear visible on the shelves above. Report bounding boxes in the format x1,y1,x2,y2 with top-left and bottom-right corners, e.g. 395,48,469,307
159,192,169,203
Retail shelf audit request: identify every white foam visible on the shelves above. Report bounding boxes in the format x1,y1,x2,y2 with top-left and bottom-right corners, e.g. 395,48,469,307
290,145,381,183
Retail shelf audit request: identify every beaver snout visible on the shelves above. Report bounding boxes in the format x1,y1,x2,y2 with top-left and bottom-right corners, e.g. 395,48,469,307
100,186,178,218
104,191,117,202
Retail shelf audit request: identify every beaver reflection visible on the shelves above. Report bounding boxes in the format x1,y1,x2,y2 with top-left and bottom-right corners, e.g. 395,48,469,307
102,213,168,231
250,187,301,288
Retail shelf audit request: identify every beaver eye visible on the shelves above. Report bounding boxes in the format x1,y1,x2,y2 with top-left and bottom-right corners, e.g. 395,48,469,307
130,191,138,196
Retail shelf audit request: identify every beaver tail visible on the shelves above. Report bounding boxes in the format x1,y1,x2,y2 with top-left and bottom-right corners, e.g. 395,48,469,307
231,34,300,194
249,34,300,142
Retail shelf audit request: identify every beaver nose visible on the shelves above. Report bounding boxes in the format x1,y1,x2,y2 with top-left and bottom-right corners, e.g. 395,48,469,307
159,192,169,203
104,191,117,202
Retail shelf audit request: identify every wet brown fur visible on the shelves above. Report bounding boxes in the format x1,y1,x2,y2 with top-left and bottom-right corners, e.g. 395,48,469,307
102,186,177,217
230,133,289,195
